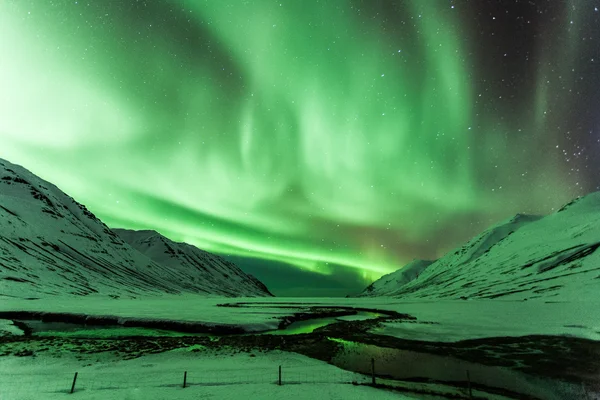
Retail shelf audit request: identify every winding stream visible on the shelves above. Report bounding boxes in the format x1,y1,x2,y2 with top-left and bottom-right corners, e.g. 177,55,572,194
5,308,586,399
11,311,383,338
264,312,382,335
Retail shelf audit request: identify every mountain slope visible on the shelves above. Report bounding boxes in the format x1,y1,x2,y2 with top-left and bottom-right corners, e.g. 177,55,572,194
357,194,600,301
113,229,273,297
360,259,434,297
0,158,272,299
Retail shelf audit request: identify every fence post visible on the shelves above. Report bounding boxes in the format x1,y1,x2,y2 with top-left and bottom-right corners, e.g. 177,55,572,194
466,370,472,399
278,365,282,385
371,358,375,385
583,382,591,400
183,371,187,388
70,372,78,394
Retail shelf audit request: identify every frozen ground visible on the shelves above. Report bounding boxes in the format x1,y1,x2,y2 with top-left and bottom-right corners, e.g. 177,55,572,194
0,319,22,337
0,348,417,400
2,295,599,341
0,295,294,333
363,299,600,342
1,295,599,399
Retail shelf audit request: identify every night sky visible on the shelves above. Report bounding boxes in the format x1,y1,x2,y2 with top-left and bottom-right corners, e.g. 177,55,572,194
1,0,599,296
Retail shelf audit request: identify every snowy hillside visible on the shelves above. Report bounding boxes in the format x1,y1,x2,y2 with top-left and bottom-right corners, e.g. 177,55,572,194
113,229,272,297
0,158,272,299
360,259,433,297
358,197,600,301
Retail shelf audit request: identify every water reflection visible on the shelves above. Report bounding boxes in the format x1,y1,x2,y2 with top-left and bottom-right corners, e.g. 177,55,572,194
331,339,572,400
263,312,382,335
17,320,211,338
15,310,383,338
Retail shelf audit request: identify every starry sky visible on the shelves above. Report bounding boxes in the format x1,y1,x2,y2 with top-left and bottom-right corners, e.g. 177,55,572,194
1,0,599,296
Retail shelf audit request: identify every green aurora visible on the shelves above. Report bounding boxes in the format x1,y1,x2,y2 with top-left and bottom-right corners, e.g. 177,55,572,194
0,0,597,292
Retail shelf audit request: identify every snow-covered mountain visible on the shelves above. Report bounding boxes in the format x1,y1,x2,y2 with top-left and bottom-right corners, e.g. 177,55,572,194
113,229,273,297
357,195,600,301
359,259,434,297
0,158,272,299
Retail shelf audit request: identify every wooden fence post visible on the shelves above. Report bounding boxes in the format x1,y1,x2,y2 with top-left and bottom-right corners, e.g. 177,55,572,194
466,370,472,399
183,371,187,388
278,365,282,385
70,372,78,394
582,382,591,400
371,358,375,385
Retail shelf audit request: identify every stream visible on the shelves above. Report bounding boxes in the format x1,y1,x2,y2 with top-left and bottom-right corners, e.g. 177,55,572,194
11,311,382,338
330,339,573,400
4,308,588,399
264,312,382,335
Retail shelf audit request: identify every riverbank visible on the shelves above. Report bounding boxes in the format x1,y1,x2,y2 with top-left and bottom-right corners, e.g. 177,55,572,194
1,296,598,399
0,346,418,400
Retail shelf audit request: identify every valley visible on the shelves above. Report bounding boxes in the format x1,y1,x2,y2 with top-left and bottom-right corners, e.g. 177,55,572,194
2,297,598,399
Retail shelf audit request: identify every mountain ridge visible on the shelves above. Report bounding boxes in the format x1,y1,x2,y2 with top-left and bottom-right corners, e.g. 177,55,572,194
0,158,272,299
113,228,273,297
357,193,600,301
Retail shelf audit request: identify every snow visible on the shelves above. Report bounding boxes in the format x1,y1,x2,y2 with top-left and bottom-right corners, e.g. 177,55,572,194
357,193,600,302
365,299,600,342
0,295,295,332
1,297,595,399
4,154,599,341
334,312,381,322
0,319,23,336
0,349,416,400
332,339,576,400
361,259,433,296
2,295,599,342
0,158,271,299
113,228,272,297
2,156,599,398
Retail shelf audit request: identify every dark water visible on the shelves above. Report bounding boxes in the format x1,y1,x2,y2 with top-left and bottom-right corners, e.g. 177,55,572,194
263,312,382,335
18,320,211,338
331,339,579,400
12,315,587,399
16,311,382,338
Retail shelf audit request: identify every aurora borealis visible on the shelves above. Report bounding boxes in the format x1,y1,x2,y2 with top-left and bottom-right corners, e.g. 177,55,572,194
1,0,599,295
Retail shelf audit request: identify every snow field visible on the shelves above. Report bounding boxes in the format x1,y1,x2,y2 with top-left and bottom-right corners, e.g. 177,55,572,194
0,349,416,400
3,296,600,341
